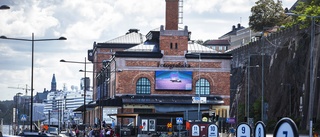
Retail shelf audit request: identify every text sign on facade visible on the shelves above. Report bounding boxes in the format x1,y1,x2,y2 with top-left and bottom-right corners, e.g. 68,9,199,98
192,97,207,103
226,118,236,124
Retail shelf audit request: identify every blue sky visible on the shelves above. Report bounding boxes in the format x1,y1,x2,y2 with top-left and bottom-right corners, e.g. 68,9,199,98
0,0,295,101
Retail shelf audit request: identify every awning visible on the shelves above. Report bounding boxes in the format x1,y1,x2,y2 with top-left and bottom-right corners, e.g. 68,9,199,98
96,96,123,107
95,95,224,107
73,103,97,112
155,104,210,113
121,95,224,105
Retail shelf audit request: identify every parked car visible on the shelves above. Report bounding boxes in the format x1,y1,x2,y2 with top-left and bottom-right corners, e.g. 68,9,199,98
47,127,59,135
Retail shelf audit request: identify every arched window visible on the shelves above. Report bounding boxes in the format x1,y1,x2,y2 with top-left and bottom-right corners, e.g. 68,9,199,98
196,78,210,95
136,77,151,94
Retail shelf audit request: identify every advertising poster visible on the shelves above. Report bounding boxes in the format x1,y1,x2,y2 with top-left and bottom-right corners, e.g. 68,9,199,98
149,119,156,131
142,119,148,131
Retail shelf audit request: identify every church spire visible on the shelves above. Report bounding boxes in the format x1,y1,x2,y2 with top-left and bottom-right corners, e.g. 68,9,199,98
51,74,57,91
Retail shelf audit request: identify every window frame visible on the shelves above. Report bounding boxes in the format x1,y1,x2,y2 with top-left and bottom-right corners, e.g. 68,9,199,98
195,78,210,95
136,77,151,94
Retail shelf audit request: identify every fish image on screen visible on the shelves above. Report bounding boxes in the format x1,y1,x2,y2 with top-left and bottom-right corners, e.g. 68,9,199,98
155,71,192,90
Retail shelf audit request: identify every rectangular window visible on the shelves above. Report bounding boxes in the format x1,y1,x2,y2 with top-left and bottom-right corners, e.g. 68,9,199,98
175,43,178,49
170,43,173,49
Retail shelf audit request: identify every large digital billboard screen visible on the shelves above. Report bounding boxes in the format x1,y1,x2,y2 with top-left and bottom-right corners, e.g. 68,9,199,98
155,71,192,90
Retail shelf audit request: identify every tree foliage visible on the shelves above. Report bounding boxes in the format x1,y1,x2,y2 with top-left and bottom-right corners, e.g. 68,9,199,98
249,0,289,32
253,97,262,122
286,0,320,28
0,101,14,124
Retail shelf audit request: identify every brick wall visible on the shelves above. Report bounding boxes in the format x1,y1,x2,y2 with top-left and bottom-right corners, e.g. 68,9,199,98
92,48,120,99
116,61,230,99
165,0,179,30
126,60,159,67
159,35,188,55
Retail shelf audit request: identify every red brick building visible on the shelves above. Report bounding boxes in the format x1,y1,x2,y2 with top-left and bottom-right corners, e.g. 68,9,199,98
86,0,232,134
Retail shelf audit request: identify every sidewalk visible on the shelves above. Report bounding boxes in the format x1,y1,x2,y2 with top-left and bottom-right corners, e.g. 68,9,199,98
220,133,235,137
59,131,69,137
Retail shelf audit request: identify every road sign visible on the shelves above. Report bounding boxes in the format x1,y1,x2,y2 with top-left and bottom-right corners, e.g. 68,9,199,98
237,123,251,137
191,125,200,136
20,114,27,121
273,117,299,137
167,122,172,128
255,121,266,137
176,117,183,124
208,124,219,137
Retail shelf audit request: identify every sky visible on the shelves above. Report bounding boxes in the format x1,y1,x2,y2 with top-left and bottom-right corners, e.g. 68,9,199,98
0,0,295,101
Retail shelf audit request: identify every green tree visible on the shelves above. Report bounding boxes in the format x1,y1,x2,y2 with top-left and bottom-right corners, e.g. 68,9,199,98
237,103,246,123
0,101,14,124
249,0,289,32
287,0,320,28
253,97,262,122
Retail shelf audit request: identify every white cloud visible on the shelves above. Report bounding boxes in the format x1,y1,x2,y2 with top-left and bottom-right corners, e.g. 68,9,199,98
0,0,296,100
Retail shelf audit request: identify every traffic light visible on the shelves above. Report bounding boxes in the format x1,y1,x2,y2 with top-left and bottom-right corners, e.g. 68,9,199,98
212,113,216,122
210,112,216,122
215,115,219,121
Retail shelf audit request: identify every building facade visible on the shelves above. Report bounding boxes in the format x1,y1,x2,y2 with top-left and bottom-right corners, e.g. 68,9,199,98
86,0,232,135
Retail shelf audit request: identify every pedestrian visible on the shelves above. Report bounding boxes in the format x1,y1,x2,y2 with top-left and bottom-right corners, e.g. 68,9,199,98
88,127,94,137
100,127,105,137
75,127,80,137
105,127,111,137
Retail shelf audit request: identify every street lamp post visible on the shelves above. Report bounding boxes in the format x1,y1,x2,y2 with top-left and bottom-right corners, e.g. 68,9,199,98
60,58,87,125
84,57,87,125
0,34,66,132
15,92,22,135
236,90,240,126
286,13,320,136
281,83,292,116
0,5,10,10
247,55,259,125
198,53,201,121
188,53,206,121
78,60,108,128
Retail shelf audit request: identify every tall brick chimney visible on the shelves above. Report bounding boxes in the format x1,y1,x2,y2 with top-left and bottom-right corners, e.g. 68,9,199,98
165,0,179,30
160,0,188,56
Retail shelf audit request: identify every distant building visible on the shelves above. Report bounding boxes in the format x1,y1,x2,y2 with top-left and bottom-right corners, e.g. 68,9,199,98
218,23,261,51
32,103,46,122
34,73,58,103
41,74,93,126
203,39,230,53
51,74,57,91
